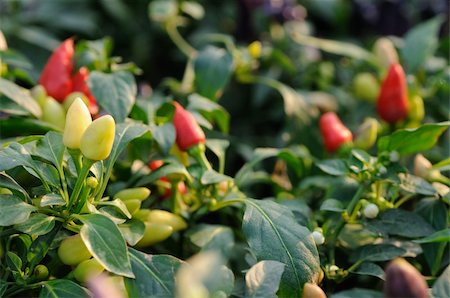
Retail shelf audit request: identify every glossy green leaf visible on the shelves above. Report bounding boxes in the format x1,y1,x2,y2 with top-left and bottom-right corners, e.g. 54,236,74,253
137,162,191,186
206,139,230,173
0,172,29,201
378,122,449,155
365,209,435,238
40,193,66,207
89,71,137,123
401,16,444,73
119,219,145,246
125,248,184,297
194,46,234,100
320,199,344,212
96,199,132,219
0,142,35,172
27,222,62,268
152,123,175,155
350,262,385,280
399,174,436,196
0,195,36,226
245,260,285,298
0,77,41,118
201,170,232,185
242,199,321,297
413,229,450,244
33,131,65,171
432,265,450,298
6,251,22,272
78,213,134,278
39,279,90,298
352,244,406,262
188,93,230,133
189,224,235,257
14,214,55,236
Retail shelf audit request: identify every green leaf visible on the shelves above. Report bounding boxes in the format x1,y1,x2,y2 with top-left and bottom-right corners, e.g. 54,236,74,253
96,199,132,219
40,193,66,207
33,131,65,171
365,209,435,238
119,219,145,246
331,288,383,298
0,77,41,118
0,172,29,201
351,244,406,262
204,265,234,297
14,214,55,236
289,32,377,65
1,49,33,69
235,148,279,187
78,213,134,278
378,122,450,155
206,139,230,173
148,0,177,22
6,251,22,272
89,71,137,123
39,279,90,298
320,199,344,212
201,170,233,185
366,209,434,238
0,142,36,172
194,46,234,100
413,229,450,244
316,159,347,176
432,265,450,298
242,199,321,297
189,224,235,257
350,262,385,280
399,174,436,196
152,123,175,155
125,248,184,297
245,260,285,298
401,16,444,73
188,93,230,133
27,222,62,268
0,195,36,226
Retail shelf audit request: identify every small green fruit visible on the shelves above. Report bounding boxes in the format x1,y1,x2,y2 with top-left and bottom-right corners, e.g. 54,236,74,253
57,234,92,266
114,187,151,202
73,258,105,283
135,222,173,248
149,210,187,232
42,97,66,130
123,199,141,215
353,73,379,102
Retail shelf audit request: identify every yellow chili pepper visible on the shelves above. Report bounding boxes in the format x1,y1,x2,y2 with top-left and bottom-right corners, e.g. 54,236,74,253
63,97,92,149
80,115,115,161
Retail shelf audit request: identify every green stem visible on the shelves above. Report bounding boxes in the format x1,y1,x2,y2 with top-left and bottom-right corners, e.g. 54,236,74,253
188,144,212,171
68,158,94,211
68,149,82,174
328,184,366,264
58,167,69,203
208,198,246,212
74,183,92,214
95,161,111,201
394,194,414,208
165,18,197,58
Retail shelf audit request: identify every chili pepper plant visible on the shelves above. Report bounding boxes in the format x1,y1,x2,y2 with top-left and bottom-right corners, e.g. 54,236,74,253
0,1,449,297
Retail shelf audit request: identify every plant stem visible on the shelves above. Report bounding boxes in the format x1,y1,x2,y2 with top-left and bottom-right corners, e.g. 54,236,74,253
165,18,196,58
208,197,246,212
328,184,366,264
68,158,94,211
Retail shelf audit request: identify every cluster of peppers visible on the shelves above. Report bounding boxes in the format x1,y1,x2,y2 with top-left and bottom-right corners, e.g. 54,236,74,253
319,38,412,154
32,38,98,130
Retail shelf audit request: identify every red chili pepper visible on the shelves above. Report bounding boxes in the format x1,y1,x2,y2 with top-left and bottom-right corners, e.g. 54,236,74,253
376,63,409,123
39,38,74,102
173,102,205,151
320,112,353,153
72,67,99,115
149,160,187,199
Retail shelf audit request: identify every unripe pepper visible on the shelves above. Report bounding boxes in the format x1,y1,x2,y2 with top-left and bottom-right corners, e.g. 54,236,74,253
172,102,206,151
63,97,92,149
383,258,429,298
376,63,409,124
354,118,379,150
41,97,66,130
73,258,105,283
72,67,99,115
57,234,92,265
353,72,379,102
408,95,425,122
373,37,399,70
39,38,74,101
319,112,352,153
80,115,115,161
149,210,187,232
114,187,151,202
135,222,173,248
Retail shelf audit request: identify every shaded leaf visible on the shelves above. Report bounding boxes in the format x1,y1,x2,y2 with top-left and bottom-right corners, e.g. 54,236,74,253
0,77,41,117
0,195,36,226
14,214,55,236
39,279,90,298
119,219,145,246
350,262,385,280
189,224,235,257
